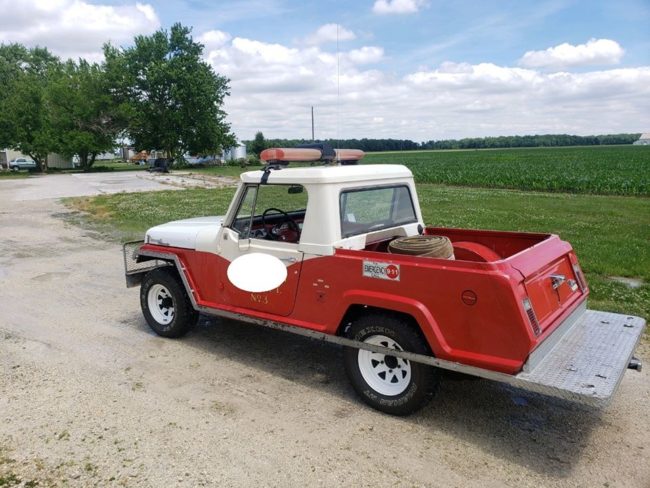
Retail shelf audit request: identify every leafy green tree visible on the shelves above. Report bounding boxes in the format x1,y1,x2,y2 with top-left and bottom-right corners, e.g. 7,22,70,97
104,23,234,164
250,131,266,157
0,45,60,171
49,60,127,171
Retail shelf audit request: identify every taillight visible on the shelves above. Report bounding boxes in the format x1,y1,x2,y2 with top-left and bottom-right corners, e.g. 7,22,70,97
572,263,587,291
523,297,541,336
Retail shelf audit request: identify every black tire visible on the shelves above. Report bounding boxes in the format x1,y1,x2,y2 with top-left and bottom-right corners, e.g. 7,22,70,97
343,314,440,415
140,267,197,338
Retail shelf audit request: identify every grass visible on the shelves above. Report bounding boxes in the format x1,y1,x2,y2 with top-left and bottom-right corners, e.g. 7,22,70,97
0,170,30,179
364,145,650,196
65,183,649,320
188,164,261,179
49,160,147,174
66,187,237,239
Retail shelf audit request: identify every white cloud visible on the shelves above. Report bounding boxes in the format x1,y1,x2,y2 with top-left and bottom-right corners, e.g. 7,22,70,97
519,38,624,70
198,30,232,50
372,0,427,15
304,23,356,46
347,46,384,64
0,0,160,61
199,31,650,141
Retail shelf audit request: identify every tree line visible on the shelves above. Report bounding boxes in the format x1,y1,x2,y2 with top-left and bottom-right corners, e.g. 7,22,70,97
0,24,234,172
247,132,641,155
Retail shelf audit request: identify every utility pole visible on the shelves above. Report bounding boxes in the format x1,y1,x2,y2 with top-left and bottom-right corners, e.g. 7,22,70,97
311,106,315,141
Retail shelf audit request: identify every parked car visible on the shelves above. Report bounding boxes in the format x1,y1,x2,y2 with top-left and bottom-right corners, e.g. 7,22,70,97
9,157,37,170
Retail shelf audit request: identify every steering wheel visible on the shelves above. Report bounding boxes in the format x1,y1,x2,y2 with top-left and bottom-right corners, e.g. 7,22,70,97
261,208,301,241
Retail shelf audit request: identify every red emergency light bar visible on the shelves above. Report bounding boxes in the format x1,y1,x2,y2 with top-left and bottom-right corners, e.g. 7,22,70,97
260,147,365,166
335,149,365,163
261,148,321,162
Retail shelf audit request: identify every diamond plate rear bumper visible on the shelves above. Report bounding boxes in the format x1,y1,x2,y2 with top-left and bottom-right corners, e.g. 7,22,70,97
512,309,646,405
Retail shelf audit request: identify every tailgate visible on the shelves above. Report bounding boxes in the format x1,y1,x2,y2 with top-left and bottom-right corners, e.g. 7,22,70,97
507,235,587,336
514,308,645,405
523,254,584,333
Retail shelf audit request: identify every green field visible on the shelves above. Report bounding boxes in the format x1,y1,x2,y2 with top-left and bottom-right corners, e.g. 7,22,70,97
364,146,650,196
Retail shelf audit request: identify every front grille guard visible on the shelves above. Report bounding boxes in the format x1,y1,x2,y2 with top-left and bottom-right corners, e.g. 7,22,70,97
122,240,168,287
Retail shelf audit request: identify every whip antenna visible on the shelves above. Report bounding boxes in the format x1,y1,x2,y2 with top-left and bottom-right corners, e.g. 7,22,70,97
336,23,340,157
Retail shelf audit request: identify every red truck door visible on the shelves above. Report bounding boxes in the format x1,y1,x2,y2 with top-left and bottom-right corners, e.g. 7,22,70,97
218,183,307,316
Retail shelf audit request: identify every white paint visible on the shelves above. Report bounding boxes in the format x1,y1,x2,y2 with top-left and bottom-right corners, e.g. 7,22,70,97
227,253,288,293
240,164,412,185
234,165,423,257
146,216,224,249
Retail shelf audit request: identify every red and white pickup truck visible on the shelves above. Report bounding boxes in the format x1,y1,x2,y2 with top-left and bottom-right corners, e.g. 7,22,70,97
124,146,645,415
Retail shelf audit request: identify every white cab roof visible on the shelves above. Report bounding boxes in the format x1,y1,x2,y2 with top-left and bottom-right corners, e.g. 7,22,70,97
240,164,412,185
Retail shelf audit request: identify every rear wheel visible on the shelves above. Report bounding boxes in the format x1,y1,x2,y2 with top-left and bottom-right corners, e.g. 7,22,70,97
140,267,197,338
344,314,440,415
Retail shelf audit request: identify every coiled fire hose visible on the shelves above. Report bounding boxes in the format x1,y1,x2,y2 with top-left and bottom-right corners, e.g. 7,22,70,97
388,235,455,259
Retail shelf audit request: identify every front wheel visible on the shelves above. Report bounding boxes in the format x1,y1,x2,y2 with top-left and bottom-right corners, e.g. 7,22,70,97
343,314,440,415
140,267,197,338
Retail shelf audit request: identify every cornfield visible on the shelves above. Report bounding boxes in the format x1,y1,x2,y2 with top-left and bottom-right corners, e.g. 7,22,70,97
364,146,649,196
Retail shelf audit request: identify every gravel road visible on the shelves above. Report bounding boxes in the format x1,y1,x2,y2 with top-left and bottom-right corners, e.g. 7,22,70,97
1,174,648,487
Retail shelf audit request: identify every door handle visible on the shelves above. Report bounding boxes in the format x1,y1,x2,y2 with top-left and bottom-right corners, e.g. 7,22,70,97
280,257,297,263
550,274,566,289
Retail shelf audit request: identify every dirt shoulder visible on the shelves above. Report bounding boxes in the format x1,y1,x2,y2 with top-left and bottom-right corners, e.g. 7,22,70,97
0,177,648,487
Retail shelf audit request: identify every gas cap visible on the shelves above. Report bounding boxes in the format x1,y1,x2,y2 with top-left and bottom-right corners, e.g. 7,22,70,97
461,290,477,306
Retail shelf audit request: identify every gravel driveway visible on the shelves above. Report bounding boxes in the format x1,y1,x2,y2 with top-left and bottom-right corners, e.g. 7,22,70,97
0,174,648,487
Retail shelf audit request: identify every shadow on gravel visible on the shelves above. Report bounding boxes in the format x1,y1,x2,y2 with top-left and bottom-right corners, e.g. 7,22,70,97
136,313,601,479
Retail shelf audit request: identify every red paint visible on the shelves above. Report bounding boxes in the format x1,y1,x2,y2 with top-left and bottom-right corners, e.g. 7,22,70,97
140,227,588,375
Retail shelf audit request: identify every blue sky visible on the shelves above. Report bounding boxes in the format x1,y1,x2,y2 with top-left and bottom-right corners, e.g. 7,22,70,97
1,0,649,141
149,0,650,68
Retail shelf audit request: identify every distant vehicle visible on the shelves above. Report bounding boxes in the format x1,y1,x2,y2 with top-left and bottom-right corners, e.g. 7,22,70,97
9,158,37,170
147,158,170,173
183,155,219,166
130,151,149,165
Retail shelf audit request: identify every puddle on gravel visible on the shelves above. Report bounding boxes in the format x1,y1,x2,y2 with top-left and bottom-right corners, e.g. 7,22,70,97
609,276,645,289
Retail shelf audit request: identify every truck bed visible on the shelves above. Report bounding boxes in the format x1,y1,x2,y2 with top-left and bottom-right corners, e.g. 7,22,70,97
363,227,554,262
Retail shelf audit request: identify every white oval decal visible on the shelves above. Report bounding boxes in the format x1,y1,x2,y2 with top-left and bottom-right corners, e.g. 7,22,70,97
227,253,288,293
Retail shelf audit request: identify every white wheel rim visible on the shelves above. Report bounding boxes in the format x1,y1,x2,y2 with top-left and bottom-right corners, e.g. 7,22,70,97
147,284,175,325
357,335,412,396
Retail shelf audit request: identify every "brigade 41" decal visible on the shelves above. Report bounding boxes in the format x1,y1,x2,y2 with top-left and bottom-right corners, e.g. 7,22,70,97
362,260,400,281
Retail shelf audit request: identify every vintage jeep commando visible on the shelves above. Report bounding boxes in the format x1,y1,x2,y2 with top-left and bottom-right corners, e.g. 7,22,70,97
124,146,645,415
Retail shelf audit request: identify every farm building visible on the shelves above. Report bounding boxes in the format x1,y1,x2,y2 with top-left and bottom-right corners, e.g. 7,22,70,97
223,143,247,162
633,133,650,145
0,149,74,169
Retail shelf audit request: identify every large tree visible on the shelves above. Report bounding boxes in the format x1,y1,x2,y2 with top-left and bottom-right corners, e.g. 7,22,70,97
0,44,60,172
250,131,266,157
104,23,234,163
49,60,127,171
